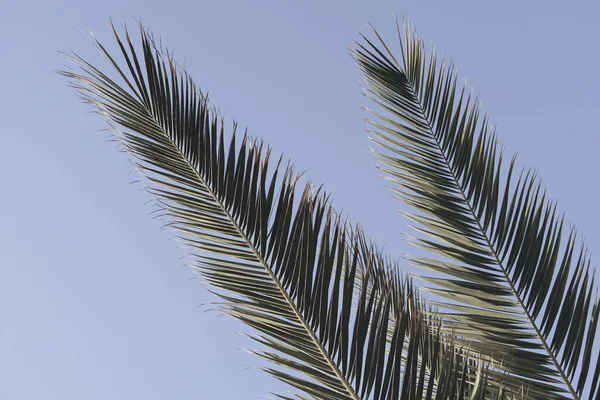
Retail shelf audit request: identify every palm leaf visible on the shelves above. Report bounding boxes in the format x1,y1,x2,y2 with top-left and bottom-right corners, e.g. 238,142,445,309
353,17,599,399
60,21,503,399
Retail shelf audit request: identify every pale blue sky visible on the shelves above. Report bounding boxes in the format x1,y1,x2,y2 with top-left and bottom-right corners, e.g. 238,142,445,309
1,1,599,399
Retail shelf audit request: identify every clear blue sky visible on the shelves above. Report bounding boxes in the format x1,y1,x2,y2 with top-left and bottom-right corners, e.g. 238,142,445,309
1,1,599,399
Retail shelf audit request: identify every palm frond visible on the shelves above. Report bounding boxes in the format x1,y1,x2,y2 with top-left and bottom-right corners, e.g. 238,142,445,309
60,21,505,399
353,17,599,400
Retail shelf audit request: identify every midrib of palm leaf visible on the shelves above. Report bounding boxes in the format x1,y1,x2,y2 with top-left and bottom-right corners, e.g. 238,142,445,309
353,19,599,400
135,69,365,396
86,40,360,400
413,87,576,398
379,50,573,393
173,132,361,400
384,48,576,398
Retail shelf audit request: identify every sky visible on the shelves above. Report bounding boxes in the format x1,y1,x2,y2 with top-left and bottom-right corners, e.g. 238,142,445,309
1,1,599,399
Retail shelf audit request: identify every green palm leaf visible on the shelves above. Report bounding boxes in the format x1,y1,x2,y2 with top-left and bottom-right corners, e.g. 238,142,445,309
61,21,501,399
353,17,599,400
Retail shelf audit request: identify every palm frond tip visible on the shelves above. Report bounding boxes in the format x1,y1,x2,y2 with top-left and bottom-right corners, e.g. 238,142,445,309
353,17,599,399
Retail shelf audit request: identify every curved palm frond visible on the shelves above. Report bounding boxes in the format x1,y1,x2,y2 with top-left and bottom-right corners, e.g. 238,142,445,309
353,17,599,400
60,21,506,399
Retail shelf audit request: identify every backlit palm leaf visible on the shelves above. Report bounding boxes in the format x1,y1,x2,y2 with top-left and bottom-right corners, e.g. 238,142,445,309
61,22,502,399
353,17,599,400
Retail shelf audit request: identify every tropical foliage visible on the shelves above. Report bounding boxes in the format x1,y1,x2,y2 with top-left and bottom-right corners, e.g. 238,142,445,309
62,17,598,400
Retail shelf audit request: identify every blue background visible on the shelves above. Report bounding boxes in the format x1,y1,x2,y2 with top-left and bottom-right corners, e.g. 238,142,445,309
2,1,599,398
